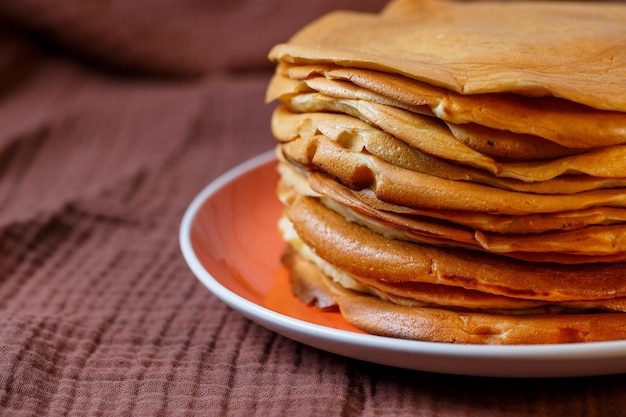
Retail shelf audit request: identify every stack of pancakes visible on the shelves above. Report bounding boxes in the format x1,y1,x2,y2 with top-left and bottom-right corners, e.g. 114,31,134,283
266,0,626,344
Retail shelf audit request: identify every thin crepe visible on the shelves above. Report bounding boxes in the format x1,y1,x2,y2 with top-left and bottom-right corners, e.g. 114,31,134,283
270,63,626,150
286,195,626,302
279,138,626,215
273,105,626,193
269,0,626,112
283,245,626,344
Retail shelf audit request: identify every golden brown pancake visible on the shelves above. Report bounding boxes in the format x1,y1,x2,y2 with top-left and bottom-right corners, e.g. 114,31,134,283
285,195,626,302
320,189,626,263
283,248,626,344
446,123,580,163
270,63,626,150
305,170,626,235
277,162,626,263
270,0,626,111
278,91,626,182
282,234,626,314
273,106,626,194
279,137,626,215
268,0,626,344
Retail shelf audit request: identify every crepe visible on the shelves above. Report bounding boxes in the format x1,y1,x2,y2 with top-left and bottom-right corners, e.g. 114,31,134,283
279,136,626,215
285,195,626,302
303,168,626,235
275,88,626,182
284,249,626,344
268,0,626,344
273,105,626,194
269,64,626,150
269,0,626,111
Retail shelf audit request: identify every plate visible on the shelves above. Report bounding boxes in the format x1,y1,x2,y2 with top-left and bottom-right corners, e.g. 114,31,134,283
180,150,626,378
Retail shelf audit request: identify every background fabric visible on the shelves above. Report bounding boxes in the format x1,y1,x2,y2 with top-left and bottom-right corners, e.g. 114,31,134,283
1,1,626,416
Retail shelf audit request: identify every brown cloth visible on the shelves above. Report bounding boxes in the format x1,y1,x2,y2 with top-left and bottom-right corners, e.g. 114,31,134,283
1,1,626,416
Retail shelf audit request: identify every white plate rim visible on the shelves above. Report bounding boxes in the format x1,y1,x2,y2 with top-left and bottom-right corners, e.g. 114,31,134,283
180,150,626,378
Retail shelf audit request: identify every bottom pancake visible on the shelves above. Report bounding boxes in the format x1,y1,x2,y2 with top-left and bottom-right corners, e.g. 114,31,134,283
282,247,626,345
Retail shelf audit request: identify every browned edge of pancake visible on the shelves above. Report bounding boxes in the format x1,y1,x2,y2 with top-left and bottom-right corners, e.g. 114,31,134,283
286,194,626,302
282,247,626,345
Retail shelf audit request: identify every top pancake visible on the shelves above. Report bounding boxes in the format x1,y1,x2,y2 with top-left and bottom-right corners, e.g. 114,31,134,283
269,0,626,112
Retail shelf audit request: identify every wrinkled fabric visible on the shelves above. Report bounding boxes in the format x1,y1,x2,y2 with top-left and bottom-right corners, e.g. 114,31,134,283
1,1,626,416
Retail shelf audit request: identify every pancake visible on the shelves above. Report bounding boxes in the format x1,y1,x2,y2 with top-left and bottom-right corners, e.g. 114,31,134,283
279,137,626,215
269,0,626,111
280,91,626,182
285,195,626,302
282,232,626,314
277,159,626,264
267,0,626,344
446,123,580,162
305,170,626,234
322,189,626,263
273,106,626,194
282,246,626,344
271,63,626,150
284,93,498,173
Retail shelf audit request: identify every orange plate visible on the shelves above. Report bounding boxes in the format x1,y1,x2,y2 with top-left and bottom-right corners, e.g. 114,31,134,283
186,151,362,333
180,150,626,378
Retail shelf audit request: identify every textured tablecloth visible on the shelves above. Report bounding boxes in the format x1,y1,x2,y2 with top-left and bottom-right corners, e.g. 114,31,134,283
1,1,626,416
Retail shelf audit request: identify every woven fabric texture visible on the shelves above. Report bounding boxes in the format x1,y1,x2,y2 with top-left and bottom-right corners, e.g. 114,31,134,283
1,1,626,416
